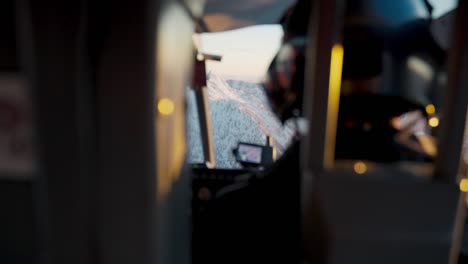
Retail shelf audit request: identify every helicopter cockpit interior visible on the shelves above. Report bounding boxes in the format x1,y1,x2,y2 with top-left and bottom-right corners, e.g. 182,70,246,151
1,0,468,264
190,0,466,263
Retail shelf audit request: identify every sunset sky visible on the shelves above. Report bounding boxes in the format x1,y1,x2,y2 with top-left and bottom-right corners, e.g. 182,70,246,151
196,25,283,83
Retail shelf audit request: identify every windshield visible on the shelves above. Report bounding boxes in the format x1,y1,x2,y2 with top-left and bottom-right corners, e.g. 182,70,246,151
187,25,295,168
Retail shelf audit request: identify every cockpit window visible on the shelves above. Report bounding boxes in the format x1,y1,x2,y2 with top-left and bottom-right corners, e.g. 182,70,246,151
187,25,295,168
188,0,458,170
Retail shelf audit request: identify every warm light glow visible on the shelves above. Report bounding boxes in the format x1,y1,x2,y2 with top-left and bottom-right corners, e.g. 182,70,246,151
460,178,468,192
158,98,175,115
417,135,437,157
426,104,436,115
155,2,190,203
428,117,440,128
324,44,344,168
354,161,367,175
196,53,205,61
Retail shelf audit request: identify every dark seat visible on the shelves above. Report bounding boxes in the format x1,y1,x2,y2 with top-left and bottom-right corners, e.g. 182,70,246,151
192,142,303,264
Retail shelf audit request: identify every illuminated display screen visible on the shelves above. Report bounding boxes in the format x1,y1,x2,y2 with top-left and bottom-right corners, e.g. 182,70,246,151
237,143,263,164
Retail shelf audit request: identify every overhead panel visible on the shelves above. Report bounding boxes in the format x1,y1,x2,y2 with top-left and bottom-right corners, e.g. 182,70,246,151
203,0,296,32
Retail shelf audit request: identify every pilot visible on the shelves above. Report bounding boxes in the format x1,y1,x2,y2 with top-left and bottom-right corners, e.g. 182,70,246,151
194,0,444,263
265,0,443,162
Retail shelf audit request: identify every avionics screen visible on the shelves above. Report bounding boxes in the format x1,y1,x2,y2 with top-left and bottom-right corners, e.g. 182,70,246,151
237,143,263,164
